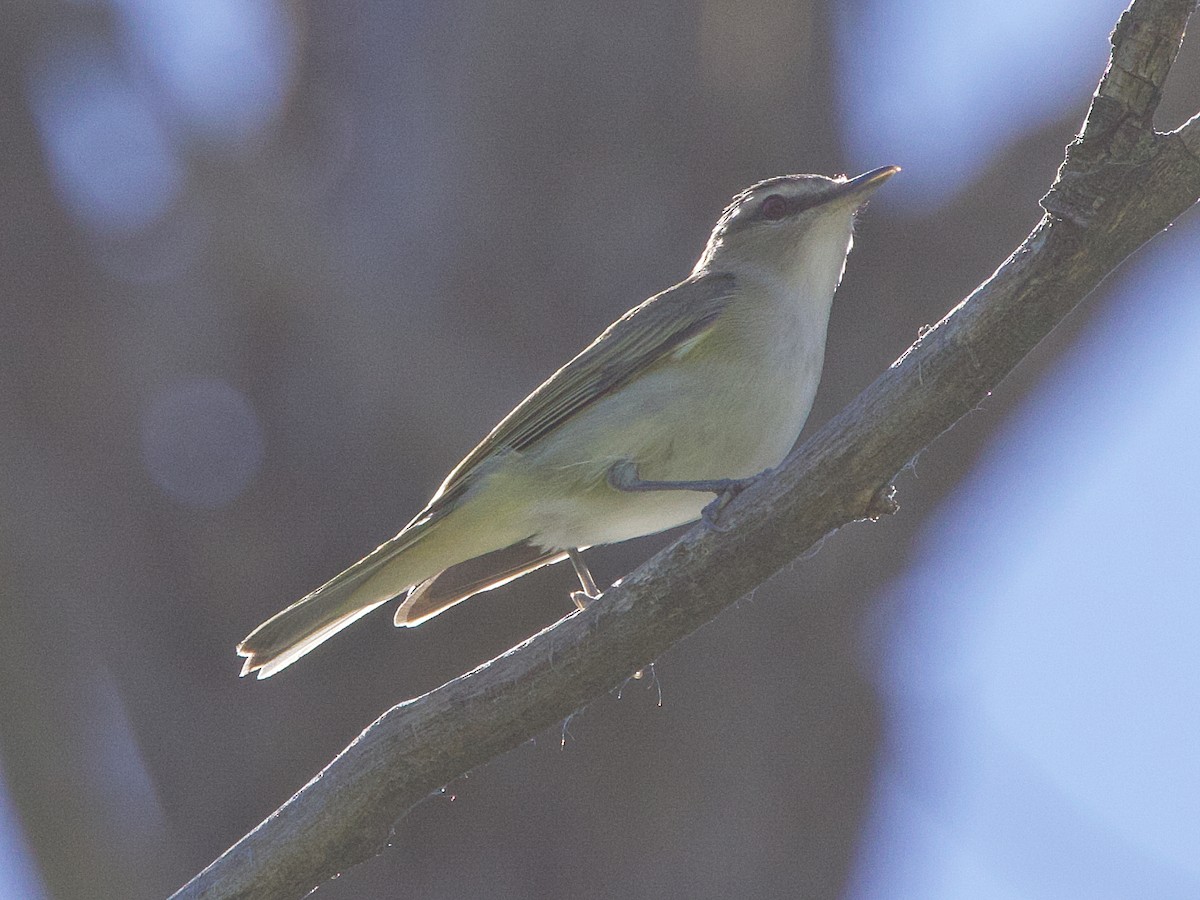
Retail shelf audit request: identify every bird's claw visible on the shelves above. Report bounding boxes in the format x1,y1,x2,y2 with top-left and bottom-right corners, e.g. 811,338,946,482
701,494,736,531
570,589,601,611
700,474,761,531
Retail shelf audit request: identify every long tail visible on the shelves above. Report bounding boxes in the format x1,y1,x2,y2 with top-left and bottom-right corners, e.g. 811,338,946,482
237,522,438,679
394,542,569,627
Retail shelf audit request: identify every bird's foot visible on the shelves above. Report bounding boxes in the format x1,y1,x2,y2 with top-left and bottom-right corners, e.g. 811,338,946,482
570,588,602,611
700,471,769,531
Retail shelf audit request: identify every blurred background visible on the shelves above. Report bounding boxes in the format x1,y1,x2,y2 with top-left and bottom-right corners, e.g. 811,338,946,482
1,1,1197,898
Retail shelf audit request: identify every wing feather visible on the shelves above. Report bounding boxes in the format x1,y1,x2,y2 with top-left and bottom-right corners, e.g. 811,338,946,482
418,271,737,520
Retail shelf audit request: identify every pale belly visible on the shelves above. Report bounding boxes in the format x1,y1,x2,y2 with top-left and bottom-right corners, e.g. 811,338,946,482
495,330,826,550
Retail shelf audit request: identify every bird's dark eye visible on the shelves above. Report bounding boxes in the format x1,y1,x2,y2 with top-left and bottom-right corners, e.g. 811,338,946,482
761,195,788,220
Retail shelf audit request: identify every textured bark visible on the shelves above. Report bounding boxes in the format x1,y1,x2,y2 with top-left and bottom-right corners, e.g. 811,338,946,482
170,1,1200,897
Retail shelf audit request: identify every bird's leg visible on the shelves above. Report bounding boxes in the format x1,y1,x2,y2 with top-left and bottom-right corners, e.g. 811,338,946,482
568,547,601,610
569,546,647,680
607,459,769,530
606,459,760,495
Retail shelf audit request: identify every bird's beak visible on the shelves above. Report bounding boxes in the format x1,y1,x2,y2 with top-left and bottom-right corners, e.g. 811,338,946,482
827,165,901,203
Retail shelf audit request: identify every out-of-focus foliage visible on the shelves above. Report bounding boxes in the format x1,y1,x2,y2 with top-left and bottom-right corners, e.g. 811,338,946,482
1,1,1196,898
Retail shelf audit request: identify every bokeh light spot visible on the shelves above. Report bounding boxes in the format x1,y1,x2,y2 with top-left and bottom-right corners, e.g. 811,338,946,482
853,223,1200,898
116,0,296,144
835,0,1129,210
28,38,183,236
140,377,264,509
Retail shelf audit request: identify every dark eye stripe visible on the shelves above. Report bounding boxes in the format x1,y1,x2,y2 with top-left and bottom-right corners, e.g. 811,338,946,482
712,175,838,239
721,191,823,236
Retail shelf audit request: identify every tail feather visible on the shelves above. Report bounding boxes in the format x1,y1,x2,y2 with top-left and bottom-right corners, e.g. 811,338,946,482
237,524,432,679
394,542,568,627
239,600,388,679
237,485,540,677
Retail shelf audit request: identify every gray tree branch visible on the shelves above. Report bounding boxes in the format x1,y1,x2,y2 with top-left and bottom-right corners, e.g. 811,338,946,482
170,1,1200,896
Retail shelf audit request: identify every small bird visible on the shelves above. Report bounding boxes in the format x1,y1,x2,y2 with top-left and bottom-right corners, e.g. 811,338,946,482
237,165,899,678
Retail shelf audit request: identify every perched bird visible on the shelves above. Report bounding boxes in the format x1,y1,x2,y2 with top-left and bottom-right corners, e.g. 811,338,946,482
237,165,899,678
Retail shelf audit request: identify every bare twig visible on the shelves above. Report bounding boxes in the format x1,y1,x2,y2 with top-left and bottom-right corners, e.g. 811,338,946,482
171,1,1200,897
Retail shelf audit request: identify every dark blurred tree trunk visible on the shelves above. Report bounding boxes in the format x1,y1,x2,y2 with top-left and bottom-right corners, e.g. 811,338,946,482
169,1,1200,897
0,5,183,898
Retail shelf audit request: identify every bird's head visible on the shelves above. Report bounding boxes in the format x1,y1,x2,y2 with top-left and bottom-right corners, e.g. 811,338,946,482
694,166,899,286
